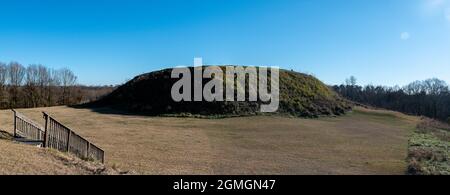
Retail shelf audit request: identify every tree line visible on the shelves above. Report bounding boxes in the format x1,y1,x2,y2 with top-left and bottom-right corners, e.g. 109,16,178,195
0,61,114,109
333,77,450,122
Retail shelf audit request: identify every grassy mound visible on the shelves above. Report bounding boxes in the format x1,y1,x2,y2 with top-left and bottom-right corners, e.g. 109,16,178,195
91,66,350,117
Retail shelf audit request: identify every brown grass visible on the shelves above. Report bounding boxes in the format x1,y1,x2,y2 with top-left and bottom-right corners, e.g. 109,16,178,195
0,138,125,175
0,106,417,175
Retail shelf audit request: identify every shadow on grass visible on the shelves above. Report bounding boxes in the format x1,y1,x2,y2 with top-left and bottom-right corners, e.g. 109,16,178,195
69,104,280,119
0,130,14,140
69,104,148,117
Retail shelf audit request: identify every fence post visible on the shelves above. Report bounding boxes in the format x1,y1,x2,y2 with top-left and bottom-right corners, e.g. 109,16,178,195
66,130,71,152
43,112,49,148
13,110,17,138
87,142,90,159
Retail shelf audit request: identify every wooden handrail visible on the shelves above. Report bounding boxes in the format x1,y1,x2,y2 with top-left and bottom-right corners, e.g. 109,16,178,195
42,112,105,163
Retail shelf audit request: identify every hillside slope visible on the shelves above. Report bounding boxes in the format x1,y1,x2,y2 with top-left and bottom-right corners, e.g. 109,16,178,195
91,67,350,117
0,128,125,175
0,131,123,175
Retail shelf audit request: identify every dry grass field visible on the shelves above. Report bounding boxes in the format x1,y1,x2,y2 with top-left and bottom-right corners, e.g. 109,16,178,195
0,134,117,175
0,106,418,175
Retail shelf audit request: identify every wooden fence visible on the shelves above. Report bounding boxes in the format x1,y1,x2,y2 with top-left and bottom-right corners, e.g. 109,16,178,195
13,110,45,141
11,110,105,163
43,113,105,163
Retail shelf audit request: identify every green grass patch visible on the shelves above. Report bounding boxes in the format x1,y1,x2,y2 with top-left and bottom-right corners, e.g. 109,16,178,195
407,121,450,175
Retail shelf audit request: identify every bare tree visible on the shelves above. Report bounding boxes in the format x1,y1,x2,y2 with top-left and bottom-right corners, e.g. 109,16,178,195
25,65,40,107
0,61,109,108
59,68,77,104
46,68,62,106
404,81,424,95
0,63,8,106
8,62,26,107
423,78,448,95
345,76,357,86
334,78,450,121
37,65,50,106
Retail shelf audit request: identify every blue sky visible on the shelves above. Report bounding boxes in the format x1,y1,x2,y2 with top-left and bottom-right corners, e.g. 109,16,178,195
0,0,449,86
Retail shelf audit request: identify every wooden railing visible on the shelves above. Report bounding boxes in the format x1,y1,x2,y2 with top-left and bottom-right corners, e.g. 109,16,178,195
13,110,45,141
11,110,105,163
43,113,105,163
